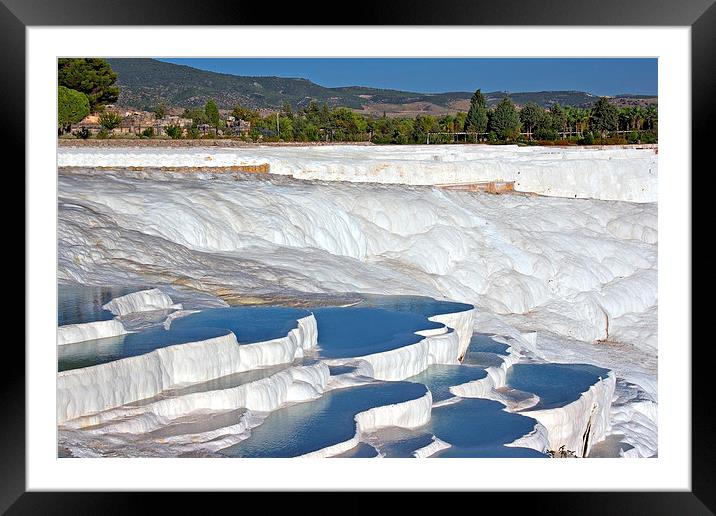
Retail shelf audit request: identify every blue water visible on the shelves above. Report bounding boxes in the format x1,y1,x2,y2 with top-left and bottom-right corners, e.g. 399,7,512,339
467,333,510,355
58,326,231,371
506,363,611,410
58,306,313,371
58,284,147,326
328,365,357,376
332,442,380,458
356,294,473,318
406,364,487,402
312,307,444,359
435,445,546,458
220,382,428,457
171,306,311,344
462,351,506,369
428,398,546,458
373,428,436,458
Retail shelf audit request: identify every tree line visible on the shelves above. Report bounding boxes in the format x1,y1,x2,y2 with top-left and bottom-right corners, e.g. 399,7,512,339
58,59,657,145
178,90,656,145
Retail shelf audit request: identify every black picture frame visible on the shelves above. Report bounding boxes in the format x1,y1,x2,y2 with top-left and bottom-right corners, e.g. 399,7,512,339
7,0,707,513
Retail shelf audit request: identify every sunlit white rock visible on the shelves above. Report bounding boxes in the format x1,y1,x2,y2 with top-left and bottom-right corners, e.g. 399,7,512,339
413,436,452,458
102,288,181,315
57,319,128,345
511,371,617,457
57,144,658,202
299,390,433,458
57,314,318,423
58,169,656,352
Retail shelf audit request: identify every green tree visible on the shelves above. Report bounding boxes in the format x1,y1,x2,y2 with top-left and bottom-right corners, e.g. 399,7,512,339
154,103,166,120
490,97,521,140
57,86,90,133
98,111,122,131
550,103,568,134
412,115,438,143
304,123,320,142
465,89,489,134
205,99,220,129
644,104,658,131
281,102,294,119
454,112,468,133
183,108,209,126
231,105,260,124
519,102,546,139
165,125,183,139
590,97,618,137
278,116,294,140
57,58,119,112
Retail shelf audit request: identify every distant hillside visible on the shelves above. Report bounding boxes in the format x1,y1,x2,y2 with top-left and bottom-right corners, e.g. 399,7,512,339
107,58,657,115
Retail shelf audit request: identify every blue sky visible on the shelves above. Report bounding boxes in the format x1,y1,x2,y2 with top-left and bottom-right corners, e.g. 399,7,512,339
158,58,657,96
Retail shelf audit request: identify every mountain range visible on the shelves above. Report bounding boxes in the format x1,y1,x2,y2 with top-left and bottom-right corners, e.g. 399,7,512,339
107,58,657,116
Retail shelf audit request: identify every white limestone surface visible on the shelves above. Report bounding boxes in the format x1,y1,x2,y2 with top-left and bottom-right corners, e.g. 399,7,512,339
57,314,318,423
58,169,656,353
299,390,433,458
56,144,658,457
102,288,181,315
65,362,330,434
57,145,658,202
517,372,617,457
57,319,128,345
343,330,461,382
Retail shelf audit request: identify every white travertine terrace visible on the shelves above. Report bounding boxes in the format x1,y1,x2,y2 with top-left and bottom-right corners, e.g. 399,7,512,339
57,144,657,457
57,314,318,423
102,288,182,315
57,319,128,345
58,144,658,202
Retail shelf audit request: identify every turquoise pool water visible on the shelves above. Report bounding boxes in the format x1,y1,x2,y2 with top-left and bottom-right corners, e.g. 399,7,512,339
171,306,311,344
466,333,510,355
332,442,380,458
312,307,444,359
57,287,608,459
429,398,546,458
58,326,231,371
58,284,146,326
220,382,428,457
506,363,610,410
406,364,487,402
355,294,473,318
59,306,312,372
371,427,436,457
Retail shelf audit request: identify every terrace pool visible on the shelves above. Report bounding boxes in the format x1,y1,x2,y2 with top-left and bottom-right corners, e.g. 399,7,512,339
312,307,444,359
506,363,611,410
220,382,428,457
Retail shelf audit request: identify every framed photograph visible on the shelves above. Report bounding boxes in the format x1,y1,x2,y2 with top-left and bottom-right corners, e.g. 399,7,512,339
9,0,708,512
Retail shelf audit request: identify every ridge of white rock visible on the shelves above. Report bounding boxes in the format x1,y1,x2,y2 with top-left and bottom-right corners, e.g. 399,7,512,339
346,330,461,381
299,390,433,458
321,307,473,382
102,288,182,315
429,308,475,359
57,314,318,423
413,436,452,458
58,170,655,352
517,371,617,457
57,319,128,345
450,341,522,399
65,362,330,435
56,144,658,457
57,145,658,202
162,309,200,330
505,420,550,453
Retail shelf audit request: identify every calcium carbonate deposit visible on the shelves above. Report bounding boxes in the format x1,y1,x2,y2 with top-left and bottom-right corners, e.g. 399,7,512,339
56,145,657,459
